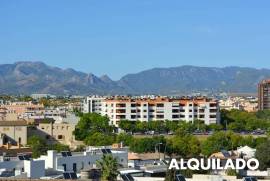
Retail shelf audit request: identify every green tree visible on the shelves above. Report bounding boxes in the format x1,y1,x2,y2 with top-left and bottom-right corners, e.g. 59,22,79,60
116,133,133,146
48,143,70,152
226,168,237,176
135,121,148,133
165,120,179,133
129,136,166,153
168,130,201,157
256,110,270,120
84,132,115,146
165,168,178,181
177,121,196,134
149,121,165,133
209,124,223,131
255,139,270,170
201,131,242,156
96,154,119,181
73,113,114,141
27,136,47,158
118,120,135,133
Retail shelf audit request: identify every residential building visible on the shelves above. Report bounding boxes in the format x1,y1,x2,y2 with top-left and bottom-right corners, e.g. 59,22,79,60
0,120,28,146
258,79,270,110
0,102,44,115
29,122,76,146
219,96,258,112
83,96,220,126
0,147,128,179
36,147,128,172
83,95,104,114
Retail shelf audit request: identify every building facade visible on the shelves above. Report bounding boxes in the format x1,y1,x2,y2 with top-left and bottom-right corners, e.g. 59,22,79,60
83,96,220,126
258,79,270,110
0,121,28,146
37,148,128,173
29,122,76,146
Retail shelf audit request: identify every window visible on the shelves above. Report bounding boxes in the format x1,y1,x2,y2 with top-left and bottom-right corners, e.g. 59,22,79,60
58,135,64,140
156,115,164,119
156,103,164,107
172,115,180,118
131,115,136,119
210,103,217,107
16,127,22,131
3,127,10,131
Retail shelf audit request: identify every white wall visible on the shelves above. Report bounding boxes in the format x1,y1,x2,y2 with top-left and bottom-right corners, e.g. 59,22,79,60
24,160,45,179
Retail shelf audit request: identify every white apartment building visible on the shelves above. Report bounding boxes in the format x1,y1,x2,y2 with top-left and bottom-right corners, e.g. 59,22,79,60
83,96,220,126
83,96,105,114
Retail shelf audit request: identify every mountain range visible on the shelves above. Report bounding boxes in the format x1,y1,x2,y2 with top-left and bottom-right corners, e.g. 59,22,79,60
0,61,269,95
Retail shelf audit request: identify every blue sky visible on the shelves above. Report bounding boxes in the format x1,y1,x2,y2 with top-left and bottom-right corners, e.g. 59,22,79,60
0,1,270,80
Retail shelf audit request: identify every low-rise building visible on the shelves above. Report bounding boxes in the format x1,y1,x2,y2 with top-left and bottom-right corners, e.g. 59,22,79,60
29,122,76,146
219,96,258,112
36,147,128,173
0,120,28,146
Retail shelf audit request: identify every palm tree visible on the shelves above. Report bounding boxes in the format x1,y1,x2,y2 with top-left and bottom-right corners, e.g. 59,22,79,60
96,154,119,181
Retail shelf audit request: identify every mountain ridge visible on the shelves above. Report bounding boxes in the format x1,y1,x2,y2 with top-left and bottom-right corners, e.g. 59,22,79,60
0,61,269,95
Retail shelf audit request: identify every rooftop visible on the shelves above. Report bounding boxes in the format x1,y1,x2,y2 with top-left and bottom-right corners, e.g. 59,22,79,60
0,120,28,126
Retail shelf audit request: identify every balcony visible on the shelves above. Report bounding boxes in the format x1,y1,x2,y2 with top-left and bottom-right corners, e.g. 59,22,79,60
116,103,126,108
116,109,126,113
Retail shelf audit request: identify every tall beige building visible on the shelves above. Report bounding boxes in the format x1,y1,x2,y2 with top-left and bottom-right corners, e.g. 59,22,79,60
258,79,270,110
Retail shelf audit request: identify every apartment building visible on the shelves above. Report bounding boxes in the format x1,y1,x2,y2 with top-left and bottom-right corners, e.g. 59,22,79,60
83,96,104,114
83,96,220,126
258,79,270,110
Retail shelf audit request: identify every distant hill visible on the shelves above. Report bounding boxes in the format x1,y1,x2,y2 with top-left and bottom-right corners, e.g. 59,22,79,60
0,61,269,95
118,66,270,94
0,61,124,95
